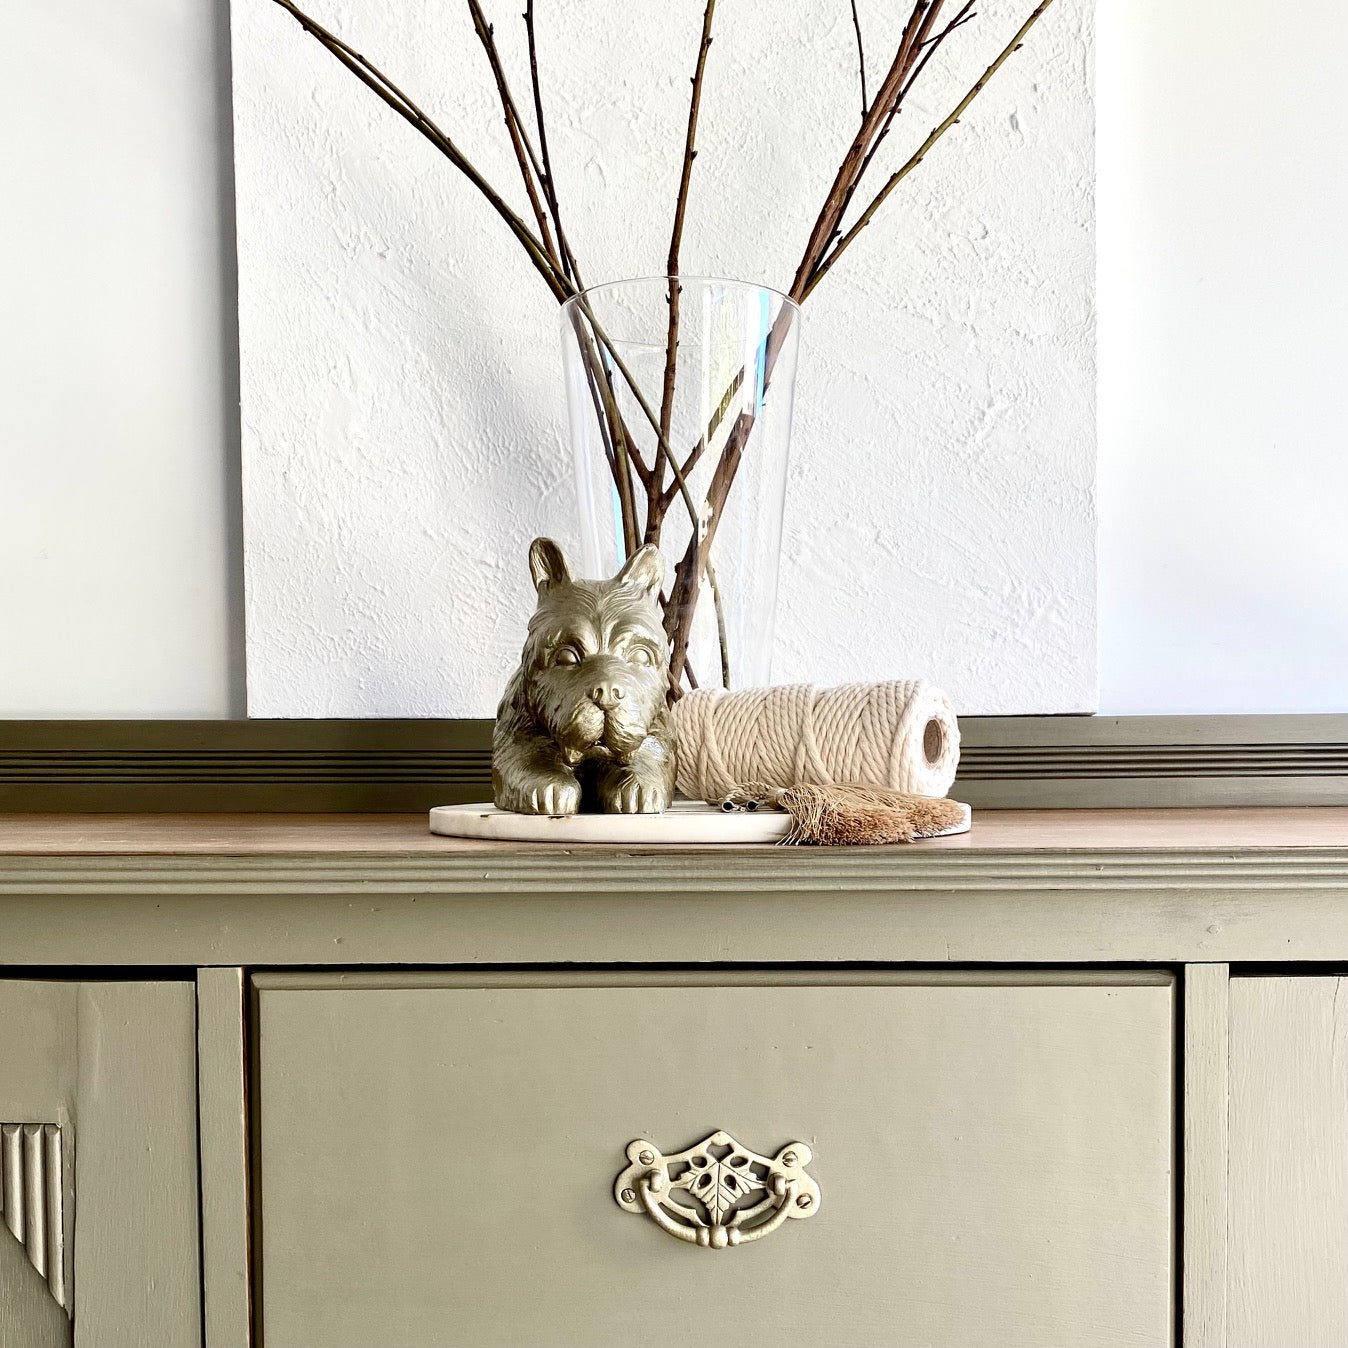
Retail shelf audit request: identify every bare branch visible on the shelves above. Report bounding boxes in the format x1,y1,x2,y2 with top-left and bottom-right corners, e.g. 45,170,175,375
653,0,717,521
827,0,949,249
524,1,580,283
465,0,560,269
787,0,942,300
662,307,795,690
849,0,868,120
268,0,570,301
475,7,669,547
803,0,1057,299
901,1,977,101
659,365,745,513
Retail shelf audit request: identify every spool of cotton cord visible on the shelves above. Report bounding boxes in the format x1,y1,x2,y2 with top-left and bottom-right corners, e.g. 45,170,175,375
669,679,960,804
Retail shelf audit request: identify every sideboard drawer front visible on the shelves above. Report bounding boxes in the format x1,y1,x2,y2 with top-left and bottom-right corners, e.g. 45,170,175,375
254,974,1174,1347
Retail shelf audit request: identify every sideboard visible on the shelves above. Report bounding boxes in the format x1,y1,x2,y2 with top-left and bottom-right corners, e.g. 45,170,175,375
2,808,1347,1346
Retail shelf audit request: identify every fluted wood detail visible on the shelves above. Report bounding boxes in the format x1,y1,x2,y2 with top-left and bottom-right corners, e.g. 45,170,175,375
0,1125,67,1312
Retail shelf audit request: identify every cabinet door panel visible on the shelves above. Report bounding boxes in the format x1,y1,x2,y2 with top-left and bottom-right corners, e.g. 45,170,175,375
0,980,200,1348
255,973,1174,1347
1230,976,1348,1346
72,982,201,1348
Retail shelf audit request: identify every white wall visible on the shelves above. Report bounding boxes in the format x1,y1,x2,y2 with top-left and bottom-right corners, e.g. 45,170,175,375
2,0,1346,719
1097,0,1348,713
232,0,1096,718
0,0,242,717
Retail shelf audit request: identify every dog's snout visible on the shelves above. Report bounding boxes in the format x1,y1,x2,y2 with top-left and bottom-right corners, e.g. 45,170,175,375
590,682,625,711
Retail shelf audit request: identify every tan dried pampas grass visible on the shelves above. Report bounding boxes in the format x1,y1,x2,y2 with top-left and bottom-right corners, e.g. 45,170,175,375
718,782,968,846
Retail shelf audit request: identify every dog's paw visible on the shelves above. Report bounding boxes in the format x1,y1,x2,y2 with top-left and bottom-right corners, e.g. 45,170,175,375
498,771,581,816
600,772,669,815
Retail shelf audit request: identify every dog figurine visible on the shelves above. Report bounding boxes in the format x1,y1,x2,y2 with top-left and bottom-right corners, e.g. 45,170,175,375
493,537,677,815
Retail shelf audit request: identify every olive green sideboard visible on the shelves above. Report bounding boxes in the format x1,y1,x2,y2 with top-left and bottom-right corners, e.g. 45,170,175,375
3,809,1348,1345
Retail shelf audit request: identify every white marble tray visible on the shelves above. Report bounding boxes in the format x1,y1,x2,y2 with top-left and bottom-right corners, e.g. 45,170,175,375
429,800,972,845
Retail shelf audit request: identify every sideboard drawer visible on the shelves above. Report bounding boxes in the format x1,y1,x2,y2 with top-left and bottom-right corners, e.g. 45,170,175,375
253,972,1174,1346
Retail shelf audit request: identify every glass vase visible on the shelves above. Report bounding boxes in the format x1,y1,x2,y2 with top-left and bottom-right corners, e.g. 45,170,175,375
560,277,801,694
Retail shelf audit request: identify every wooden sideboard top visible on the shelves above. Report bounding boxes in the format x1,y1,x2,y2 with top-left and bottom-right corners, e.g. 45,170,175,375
2,808,1348,968
0,807,1345,856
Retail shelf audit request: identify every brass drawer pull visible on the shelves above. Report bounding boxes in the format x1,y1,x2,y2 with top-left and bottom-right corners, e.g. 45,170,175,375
614,1130,820,1250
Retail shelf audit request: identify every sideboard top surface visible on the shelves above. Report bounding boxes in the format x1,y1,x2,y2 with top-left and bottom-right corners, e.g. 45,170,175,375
1,807,1346,855
3,809,1348,968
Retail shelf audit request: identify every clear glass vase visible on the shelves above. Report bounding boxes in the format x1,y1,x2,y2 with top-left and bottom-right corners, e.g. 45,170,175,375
560,277,801,694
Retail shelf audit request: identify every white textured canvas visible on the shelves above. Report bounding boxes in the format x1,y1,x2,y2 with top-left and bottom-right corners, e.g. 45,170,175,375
232,0,1095,716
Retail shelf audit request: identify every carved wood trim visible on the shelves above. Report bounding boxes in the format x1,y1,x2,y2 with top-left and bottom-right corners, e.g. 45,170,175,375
0,1124,68,1313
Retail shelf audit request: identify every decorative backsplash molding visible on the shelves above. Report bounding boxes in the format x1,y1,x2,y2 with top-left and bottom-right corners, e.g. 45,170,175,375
1,716,1345,812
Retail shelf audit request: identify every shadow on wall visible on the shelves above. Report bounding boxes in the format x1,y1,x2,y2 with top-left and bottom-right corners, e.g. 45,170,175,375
216,0,248,716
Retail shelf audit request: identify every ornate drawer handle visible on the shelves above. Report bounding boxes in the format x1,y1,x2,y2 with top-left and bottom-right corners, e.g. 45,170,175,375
614,1130,820,1250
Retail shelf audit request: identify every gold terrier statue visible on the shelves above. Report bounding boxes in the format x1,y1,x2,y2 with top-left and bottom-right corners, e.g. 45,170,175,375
493,538,677,815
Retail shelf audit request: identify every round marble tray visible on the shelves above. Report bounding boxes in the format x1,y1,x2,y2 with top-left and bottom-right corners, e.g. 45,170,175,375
429,800,972,845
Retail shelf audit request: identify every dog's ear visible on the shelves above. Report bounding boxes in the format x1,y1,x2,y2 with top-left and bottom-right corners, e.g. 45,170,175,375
528,538,571,592
614,544,664,598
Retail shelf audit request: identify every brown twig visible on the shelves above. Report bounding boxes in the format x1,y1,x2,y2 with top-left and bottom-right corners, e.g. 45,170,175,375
466,0,559,267
570,295,736,688
523,1,578,284
668,0,1040,682
474,2,662,554
827,0,974,240
662,8,932,674
787,0,939,301
848,0,868,120
575,318,645,554
268,0,571,303
830,0,954,244
662,306,795,689
468,0,651,551
804,0,1057,299
901,2,977,102
583,318,704,542
652,0,717,530
661,0,953,683
915,3,976,58
659,364,746,513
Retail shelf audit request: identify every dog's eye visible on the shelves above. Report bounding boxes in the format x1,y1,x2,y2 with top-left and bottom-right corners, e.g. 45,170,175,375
552,647,581,667
628,646,655,667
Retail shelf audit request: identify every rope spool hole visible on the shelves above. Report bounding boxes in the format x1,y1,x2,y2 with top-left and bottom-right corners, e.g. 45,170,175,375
923,717,946,768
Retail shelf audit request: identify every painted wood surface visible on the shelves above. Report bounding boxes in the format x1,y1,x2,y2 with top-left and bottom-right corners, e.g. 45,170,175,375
197,969,251,1347
5,714,1348,812
1183,964,1229,1348
0,981,202,1346
1229,976,1348,1345
73,982,202,1347
0,885,1346,968
0,1124,67,1311
0,1231,68,1348
254,973,1174,1347
0,984,74,1348
4,810,1348,965
3,807,1348,853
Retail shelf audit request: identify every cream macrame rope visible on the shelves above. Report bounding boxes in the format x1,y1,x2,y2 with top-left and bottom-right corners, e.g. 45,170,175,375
669,680,960,802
